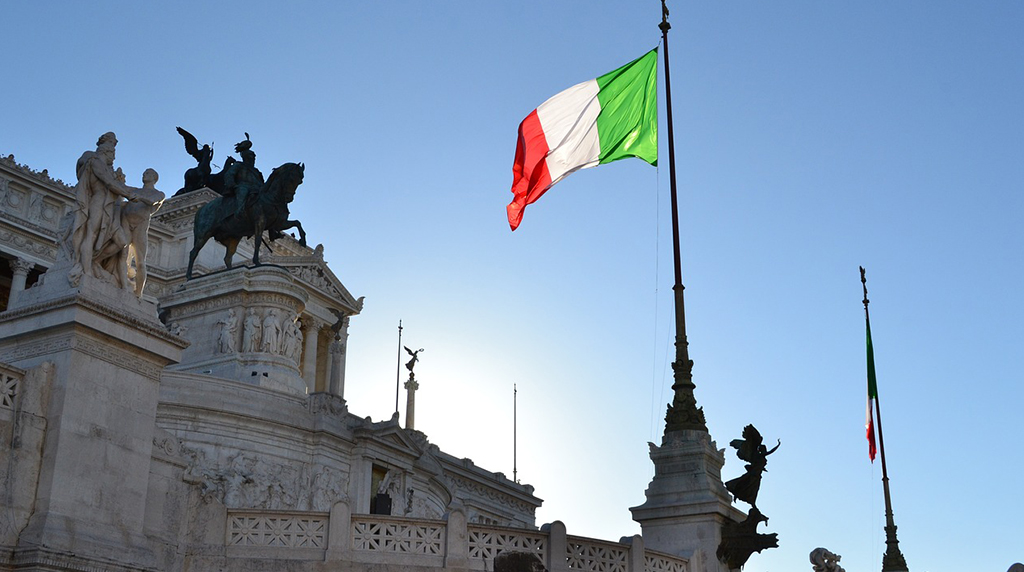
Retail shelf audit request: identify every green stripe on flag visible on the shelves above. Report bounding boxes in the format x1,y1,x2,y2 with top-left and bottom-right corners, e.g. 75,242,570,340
595,48,658,167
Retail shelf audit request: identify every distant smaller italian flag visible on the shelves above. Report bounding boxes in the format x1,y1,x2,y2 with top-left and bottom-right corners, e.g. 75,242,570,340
507,48,659,231
866,320,878,462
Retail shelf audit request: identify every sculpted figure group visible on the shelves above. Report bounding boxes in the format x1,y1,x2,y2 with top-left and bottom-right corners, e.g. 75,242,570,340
224,307,303,363
66,132,165,297
175,128,307,279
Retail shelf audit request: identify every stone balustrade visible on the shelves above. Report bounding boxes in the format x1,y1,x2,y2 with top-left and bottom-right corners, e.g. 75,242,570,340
223,502,689,572
0,362,22,413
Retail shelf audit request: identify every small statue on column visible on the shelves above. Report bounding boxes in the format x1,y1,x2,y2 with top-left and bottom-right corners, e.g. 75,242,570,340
403,346,424,430
404,346,424,379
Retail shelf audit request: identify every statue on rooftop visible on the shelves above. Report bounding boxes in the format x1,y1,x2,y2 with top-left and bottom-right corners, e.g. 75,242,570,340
725,424,780,508
175,127,214,195
66,132,161,294
718,424,781,569
404,346,424,377
117,168,165,297
810,547,845,572
174,129,265,199
717,507,779,569
186,160,306,279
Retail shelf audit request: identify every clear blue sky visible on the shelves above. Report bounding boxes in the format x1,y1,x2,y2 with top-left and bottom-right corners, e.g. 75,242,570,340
4,2,1023,570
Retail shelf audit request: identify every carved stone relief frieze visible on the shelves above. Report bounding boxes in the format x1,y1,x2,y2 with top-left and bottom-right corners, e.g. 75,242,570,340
290,264,344,299
308,392,346,416
448,475,533,514
181,445,344,512
0,228,56,262
310,466,346,512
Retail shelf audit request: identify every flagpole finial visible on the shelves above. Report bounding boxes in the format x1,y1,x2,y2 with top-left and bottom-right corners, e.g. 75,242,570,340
660,0,671,32
860,266,870,309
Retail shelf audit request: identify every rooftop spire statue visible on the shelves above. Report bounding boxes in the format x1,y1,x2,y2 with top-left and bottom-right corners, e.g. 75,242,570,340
404,346,424,379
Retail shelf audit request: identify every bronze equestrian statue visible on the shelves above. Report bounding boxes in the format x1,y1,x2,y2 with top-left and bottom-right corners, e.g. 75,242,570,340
186,161,307,279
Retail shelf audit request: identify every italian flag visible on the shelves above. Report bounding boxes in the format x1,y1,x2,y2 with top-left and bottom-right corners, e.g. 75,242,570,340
866,319,878,462
507,48,659,231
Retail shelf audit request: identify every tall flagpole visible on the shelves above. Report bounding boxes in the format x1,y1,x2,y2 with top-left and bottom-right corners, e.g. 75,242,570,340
660,0,707,434
860,268,910,572
513,384,518,484
395,320,403,416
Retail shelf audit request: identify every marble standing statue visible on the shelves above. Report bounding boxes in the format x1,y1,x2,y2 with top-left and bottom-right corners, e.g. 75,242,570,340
118,168,165,297
217,309,238,354
242,308,261,353
68,132,139,286
261,309,281,354
282,318,300,363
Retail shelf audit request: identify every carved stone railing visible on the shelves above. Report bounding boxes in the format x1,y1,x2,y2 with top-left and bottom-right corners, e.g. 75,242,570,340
225,509,329,560
566,536,629,572
0,362,24,413
467,524,547,570
644,550,690,572
352,514,446,555
348,513,446,567
219,502,688,572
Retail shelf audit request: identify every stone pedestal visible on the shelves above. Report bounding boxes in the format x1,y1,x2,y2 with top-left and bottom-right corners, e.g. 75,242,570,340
159,266,309,396
0,268,186,570
630,430,746,572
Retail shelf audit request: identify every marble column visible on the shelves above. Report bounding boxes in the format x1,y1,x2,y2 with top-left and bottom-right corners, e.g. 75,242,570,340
301,318,321,394
8,257,34,306
327,316,349,399
327,341,345,400
404,376,419,430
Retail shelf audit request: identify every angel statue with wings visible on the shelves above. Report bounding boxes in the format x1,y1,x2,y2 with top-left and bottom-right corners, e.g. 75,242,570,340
404,346,424,377
724,424,780,508
174,126,214,195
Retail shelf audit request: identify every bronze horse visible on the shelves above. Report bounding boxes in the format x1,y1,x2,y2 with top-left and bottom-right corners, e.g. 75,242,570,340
186,162,307,279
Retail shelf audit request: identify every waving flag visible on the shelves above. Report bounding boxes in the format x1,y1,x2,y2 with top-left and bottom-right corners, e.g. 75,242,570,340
507,49,658,231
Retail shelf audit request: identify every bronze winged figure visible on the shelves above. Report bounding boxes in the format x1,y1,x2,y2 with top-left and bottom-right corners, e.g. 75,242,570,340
724,424,780,508
175,126,214,195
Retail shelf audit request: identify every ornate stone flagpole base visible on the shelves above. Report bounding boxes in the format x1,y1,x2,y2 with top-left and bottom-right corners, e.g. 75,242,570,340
631,430,746,572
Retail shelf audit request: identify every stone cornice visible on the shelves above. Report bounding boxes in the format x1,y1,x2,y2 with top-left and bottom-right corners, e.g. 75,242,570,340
0,210,60,240
0,225,56,262
0,153,75,192
0,292,188,350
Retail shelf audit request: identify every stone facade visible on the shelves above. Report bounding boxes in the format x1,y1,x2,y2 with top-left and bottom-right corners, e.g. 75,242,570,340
0,151,725,572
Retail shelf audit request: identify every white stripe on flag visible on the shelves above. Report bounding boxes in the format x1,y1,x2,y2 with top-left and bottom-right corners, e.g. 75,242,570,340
535,78,603,187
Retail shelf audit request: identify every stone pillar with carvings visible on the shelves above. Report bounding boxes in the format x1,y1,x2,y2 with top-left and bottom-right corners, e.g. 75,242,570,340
7,257,34,306
0,256,186,571
326,316,349,399
301,317,321,394
327,340,345,400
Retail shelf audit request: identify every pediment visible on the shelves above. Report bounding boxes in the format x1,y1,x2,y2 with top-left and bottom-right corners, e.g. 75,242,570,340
265,246,362,316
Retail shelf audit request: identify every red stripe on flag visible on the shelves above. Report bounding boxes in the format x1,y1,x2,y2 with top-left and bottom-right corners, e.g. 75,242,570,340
867,398,877,462
508,109,553,231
